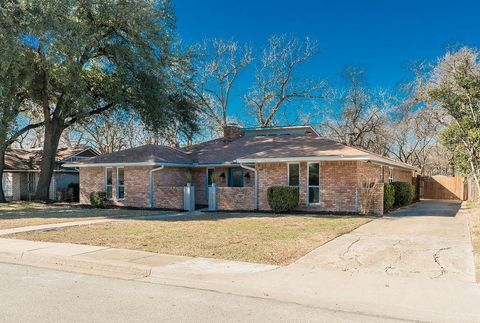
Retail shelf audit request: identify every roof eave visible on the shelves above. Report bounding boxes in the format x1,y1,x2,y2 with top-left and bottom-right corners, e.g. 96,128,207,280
235,156,418,171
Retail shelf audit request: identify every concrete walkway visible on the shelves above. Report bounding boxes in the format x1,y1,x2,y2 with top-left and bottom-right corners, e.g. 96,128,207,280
295,199,476,282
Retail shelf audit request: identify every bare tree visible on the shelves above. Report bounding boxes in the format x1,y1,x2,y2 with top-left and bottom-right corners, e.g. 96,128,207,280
319,67,389,154
244,35,325,127
386,103,446,174
187,39,253,132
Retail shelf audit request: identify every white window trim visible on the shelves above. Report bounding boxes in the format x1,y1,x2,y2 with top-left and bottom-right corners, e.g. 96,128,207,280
116,167,125,200
380,165,385,183
307,162,321,206
287,162,300,187
389,167,394,183
105,167,113,200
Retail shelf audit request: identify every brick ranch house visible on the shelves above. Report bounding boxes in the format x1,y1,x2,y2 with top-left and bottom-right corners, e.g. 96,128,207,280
67,125,416,215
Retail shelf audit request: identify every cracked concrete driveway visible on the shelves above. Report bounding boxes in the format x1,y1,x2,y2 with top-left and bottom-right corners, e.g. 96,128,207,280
296,200,476,282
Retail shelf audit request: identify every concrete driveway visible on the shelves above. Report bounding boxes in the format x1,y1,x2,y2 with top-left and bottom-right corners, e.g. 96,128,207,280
296,200,476,282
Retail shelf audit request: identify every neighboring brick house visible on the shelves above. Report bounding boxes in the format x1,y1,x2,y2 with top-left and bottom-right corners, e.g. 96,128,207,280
67,125,416,215
1,146,99,201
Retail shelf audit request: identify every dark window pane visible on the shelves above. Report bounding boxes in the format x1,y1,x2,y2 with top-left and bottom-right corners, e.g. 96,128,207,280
289,164,299,186
308,163,319,186
118,168,124,186
106,186,113,199
309,187,320,204
207,169,214,185
118,186,124,199
230,168,243,187
106,168,113,185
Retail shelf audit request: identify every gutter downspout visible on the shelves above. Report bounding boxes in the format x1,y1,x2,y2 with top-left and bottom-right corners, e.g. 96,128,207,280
149,166,164,208
240,164,258,210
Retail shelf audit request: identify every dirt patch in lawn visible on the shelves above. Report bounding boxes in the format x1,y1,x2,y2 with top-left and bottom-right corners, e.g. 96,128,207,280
466,203,480,282
8,213,371,265
0,202,172,229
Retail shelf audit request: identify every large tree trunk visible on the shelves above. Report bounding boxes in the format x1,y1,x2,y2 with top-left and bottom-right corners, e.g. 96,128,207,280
35,121,64,202
0,147,6,203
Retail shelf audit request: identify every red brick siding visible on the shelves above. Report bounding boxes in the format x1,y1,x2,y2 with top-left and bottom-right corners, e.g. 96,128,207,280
307,161,359,213
394,169,413,184
79,167,104,204
216,187,255,210
257,163,288,210
80,166,186,208
153,187,184,209
358,183,384,215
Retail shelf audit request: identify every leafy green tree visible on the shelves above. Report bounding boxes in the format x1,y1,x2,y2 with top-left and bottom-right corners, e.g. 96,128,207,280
421,47,480,192
0,1,44,202
5,0,196,201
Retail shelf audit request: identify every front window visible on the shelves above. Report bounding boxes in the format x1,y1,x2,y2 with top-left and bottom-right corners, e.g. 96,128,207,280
380,166,385,183
389,168,394,183
105,168,113,199
229,168,244,187
288,163,300,186
117,167,124,200
308,163,320,204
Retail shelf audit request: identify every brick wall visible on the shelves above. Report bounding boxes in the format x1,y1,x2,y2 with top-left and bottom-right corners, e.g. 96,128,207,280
79,166,187,209
257,161,386,214
257,163,288,210
216,187,255,210
358,183,384,215
79,167,104,204
153,187,184,209
394,169,413,184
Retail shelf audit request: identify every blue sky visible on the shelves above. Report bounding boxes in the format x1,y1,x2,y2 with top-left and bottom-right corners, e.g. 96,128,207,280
174,0,480,124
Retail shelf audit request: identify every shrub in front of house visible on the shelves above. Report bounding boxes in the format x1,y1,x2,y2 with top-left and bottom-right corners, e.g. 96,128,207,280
391,181,414,206
384,183,395,212
90,191,106,207
267,186,299,213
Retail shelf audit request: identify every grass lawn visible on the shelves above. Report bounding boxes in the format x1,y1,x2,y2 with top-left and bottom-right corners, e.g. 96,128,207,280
8,213,371,265
466,203,480,282
0,202,170,229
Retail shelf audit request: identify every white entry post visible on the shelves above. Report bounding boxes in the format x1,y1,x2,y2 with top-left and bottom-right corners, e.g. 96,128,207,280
183,183,195,211
208,183,217,211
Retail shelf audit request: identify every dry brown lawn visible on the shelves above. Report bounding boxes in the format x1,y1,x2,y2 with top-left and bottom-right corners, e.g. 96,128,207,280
8,213,371,265
0,202,170,229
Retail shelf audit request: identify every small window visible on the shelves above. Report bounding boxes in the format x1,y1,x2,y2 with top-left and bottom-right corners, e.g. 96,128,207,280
308,163,320,204
105,167,113,200
117,167,124,200
380,166,385,183
288,163,300,186
228,168,243,187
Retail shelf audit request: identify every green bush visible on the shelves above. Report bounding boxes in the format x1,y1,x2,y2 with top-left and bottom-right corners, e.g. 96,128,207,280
267,186,299,213
90,191,106,207
391,181,414,206
384,183,395,212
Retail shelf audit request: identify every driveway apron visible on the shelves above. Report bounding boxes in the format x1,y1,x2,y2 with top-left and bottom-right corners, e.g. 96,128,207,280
295,200,476,282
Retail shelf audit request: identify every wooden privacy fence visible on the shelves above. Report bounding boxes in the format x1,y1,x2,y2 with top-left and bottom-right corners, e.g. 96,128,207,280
419,175,467,200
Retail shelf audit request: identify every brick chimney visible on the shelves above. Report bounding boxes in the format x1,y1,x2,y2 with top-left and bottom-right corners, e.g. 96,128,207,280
223,124,243,142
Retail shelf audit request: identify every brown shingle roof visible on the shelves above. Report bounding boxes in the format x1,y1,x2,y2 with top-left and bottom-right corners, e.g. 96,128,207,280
4,146,96,171
186,135,372,164
79,144,193,165
69,128,416,170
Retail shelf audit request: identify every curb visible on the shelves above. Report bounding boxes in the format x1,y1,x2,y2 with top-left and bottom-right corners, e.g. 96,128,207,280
0,250,152,279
